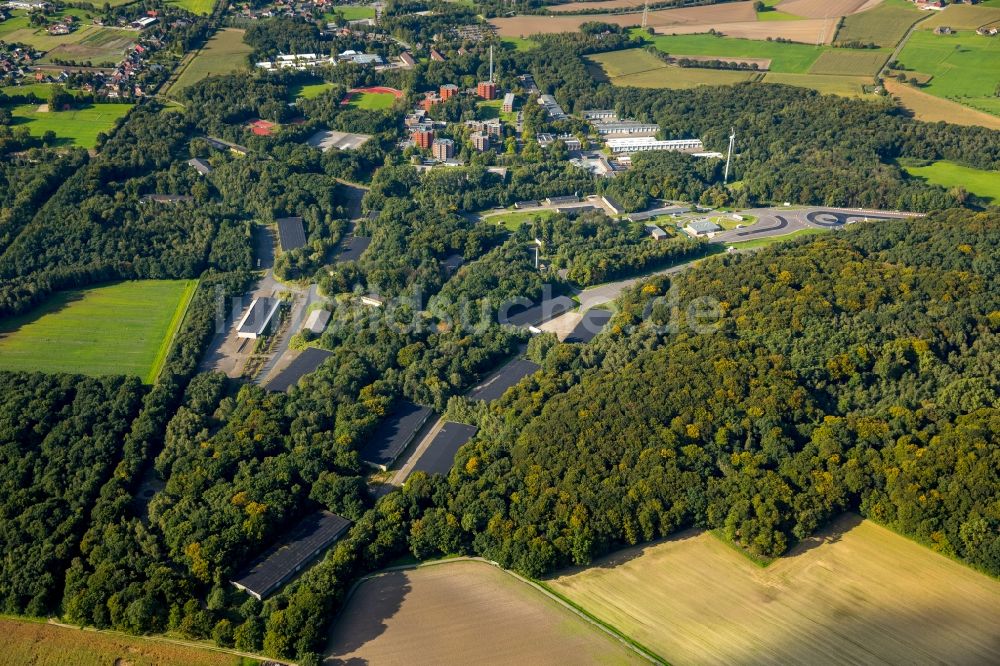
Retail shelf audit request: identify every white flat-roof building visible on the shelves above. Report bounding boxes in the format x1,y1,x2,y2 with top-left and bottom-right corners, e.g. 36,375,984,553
236,297,281,339
605,137,704,154
302,308,331,335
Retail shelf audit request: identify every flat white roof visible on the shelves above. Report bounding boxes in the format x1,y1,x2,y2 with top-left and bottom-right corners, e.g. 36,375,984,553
303,308,331,335
237,297,281,337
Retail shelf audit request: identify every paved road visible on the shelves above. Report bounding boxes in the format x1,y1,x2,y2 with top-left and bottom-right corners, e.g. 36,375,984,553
255,282,320,385
709,206,919,245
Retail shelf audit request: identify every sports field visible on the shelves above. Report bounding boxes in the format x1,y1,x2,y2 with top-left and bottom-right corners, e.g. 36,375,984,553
5,103,132,148
289,80,333,99
895,30,1000,116
0,618,258,666
169,28,251,94
0,279,196,384
901,160,1000,203
834,0,922,46
634,31,829,72
327,5,376,20
167,0,217,14
325,560,646,664
347,91,397,110
549,515,1000,665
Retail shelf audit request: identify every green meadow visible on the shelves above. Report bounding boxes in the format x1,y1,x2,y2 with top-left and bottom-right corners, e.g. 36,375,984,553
348,91,397,110
6,103,132,148
901,160,1000,203
631,29,829,73
895,30,1000,116
0,280,197,384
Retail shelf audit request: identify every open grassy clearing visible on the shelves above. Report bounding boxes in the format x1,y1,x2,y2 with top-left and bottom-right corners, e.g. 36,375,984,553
549,514,1000,666
883,78,1000,129
501,36,539,50
612,65,761,88
169,28,251,94
895,30,1000,116
763,72,871,95
290,80,333,99
0,618,259,666
633,30,829,72
1,83,86,99
0,279,196,384
901,159,1000,202
834,0,922,46
347,91,397,110
326,5,376,20
807,48,887,75
167,0,217,14
5,103,132,148
586,48,666,78
2,23,128,54
325,560,647,664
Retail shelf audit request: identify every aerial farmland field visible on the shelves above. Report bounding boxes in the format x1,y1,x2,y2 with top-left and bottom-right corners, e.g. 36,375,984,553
0,618,259,666
0,279,196,383
325,560,647,664
549,515,1000,665
168,28,251,94
883,78,1000,128
895,29,1000,116
763,72,871,96
633,31,829,72
806,48,887,75
167,0,218,14
834,0,923,46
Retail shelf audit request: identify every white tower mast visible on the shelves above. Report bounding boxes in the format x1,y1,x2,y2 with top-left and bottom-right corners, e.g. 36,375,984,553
724,127,735,184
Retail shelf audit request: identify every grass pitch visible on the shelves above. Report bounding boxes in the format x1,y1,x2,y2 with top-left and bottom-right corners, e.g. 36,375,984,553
834,0,923,47
549,515,1000,666
169,28,251,94
895,30,1000,116
6,103,132,148
0,618,258,666
290,80,334,100
901,160,1000,202
347,91,397,110
0,279,197,384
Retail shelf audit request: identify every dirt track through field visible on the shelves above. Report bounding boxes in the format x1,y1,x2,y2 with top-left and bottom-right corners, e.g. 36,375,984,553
654,18,837,43
550,515,1000,666
325,560,647,665
492,2,756,35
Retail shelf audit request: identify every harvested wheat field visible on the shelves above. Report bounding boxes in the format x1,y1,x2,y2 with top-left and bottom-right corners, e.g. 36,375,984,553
492,2,756,36
0,619,255,666
921,4,1000,30
776,0,874,19
654,18,837,43
325,560,645,665
547,0,653,12
884,79,1000,130
549,514,1000,666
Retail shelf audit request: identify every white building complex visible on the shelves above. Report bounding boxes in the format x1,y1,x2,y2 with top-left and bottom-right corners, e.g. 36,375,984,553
605,137,704,154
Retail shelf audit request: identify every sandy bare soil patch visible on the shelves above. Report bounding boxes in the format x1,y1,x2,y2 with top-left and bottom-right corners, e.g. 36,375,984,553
550,514,1000,666
539,311,584,340
654,18,837,43
884,79,1000,130
776,0,873,18
492,2,756,35
325,560,645,665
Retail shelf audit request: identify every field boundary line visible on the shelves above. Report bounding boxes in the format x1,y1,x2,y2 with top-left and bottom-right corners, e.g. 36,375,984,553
339,556,667,665
148,278,199,384
28,617,294,665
